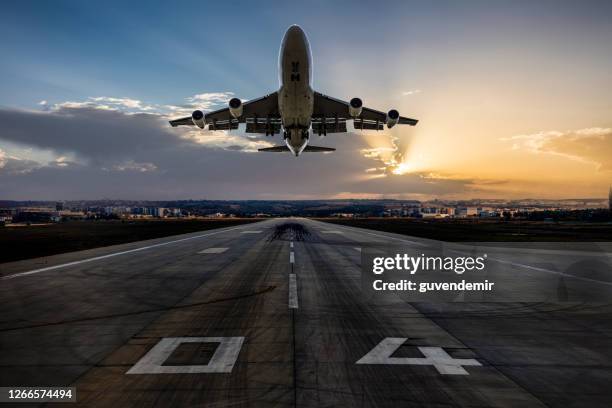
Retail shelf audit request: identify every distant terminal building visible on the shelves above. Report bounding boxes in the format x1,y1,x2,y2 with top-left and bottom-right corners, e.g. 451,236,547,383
151,207,166,217
455,206,478,217
13,210,60,223
440,207,455,216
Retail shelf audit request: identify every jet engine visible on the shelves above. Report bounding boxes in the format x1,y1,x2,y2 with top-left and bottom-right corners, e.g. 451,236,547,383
386,109,399,128
349,97,363,117
191,110,205,129
229,98,243,119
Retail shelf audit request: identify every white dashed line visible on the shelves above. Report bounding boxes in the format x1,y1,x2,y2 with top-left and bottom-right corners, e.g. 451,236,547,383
1,226,248,280
289,274,298,309
198,247,229,254
240,230,262,234
290,251,295,264
290,242,294,248
321,230,343,234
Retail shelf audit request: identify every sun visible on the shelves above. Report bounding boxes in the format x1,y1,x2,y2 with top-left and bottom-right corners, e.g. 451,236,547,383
391,161,412,175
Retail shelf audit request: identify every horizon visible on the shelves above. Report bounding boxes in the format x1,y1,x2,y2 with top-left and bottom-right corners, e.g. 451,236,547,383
2,196,608,203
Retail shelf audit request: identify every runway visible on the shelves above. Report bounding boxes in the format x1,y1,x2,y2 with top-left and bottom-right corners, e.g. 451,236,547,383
1,218,611,407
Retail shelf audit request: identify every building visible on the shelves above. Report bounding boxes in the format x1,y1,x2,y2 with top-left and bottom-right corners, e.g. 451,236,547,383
13,210,60,223
440,207,456,216
455,206,478,217
151,207,167,217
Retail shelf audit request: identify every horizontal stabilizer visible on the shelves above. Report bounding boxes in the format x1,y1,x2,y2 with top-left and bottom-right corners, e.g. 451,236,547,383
303,145,335,152
258,146,289,152
258,145,336,153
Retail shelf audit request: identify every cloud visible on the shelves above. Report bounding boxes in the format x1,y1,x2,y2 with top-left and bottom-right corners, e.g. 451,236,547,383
402,89,422,96
90,96,155,111
180,129,272,152
108,160,158,173
44,92,235,118
0,93,484,200
504,127,612,171
188,92,235,109
0,149,42,175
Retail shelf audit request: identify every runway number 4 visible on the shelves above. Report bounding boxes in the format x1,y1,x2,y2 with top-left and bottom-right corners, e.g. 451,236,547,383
356,337,481,375
127,337,244,374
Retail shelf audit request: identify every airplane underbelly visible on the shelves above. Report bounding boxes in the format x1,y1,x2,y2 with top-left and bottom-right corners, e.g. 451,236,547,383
279,84,313,128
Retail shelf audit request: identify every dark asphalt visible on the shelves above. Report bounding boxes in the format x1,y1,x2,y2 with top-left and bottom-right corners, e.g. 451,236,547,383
1,218,611,407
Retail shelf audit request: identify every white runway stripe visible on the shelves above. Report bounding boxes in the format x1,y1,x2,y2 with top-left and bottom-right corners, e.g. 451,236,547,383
289,274,298,309
240,230,262,234
290,251,295,264
316,222,427,247
290,242,294,248
1,226,248,280
198,247,229,254
321,230,343,234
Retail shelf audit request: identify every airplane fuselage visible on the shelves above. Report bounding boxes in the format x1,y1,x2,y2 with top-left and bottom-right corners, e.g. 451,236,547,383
278,25,314,156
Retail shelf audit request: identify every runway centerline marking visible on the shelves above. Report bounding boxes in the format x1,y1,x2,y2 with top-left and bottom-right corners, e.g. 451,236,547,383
1,225,251,280
127,337,244,374
198,247,229,254
241,230,262,234
321,230,343,234
289,274,298,309
290,241,294,248
356,338,481,375
290,251,295,264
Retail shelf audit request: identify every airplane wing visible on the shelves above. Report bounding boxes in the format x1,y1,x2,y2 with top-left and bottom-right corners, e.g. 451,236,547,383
313,92,418,132
169,92,281,133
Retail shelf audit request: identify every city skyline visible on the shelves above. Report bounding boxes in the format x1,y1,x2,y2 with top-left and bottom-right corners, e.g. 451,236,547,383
1,1,612,200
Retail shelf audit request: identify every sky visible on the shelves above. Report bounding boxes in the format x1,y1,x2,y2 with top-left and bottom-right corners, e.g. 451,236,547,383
1,0,611,200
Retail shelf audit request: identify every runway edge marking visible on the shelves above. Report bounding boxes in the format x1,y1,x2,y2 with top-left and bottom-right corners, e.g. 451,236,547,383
1,225,250,280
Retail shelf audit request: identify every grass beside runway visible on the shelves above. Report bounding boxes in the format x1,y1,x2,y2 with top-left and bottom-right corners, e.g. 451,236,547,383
316,217,612,242
0,218,262,264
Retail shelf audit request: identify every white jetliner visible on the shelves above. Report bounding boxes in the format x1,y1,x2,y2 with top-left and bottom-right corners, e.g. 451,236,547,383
170,25,418,156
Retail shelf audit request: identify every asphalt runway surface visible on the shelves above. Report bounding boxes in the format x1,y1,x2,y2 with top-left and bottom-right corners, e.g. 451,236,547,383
1,218,611,407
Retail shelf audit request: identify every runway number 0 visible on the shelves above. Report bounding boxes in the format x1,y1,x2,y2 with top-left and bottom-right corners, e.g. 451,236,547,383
127,337,245,374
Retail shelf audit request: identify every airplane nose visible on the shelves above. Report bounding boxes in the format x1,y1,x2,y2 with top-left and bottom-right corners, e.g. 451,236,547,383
287,24,303,34
285,24,305,40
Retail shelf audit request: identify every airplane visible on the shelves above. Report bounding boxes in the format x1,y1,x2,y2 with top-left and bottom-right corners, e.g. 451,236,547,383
170,25,418,156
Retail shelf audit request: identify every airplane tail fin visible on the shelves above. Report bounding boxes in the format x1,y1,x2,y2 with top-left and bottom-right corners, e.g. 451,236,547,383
258,145,336,153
